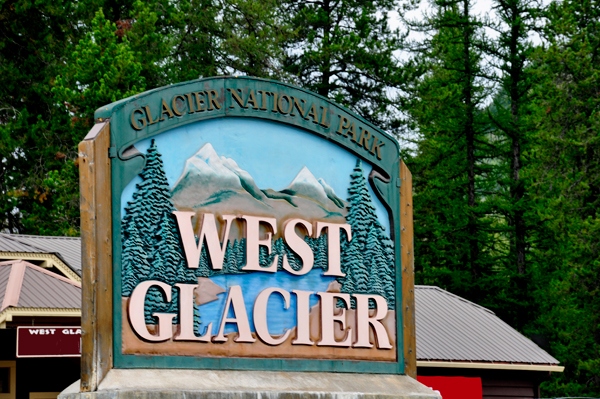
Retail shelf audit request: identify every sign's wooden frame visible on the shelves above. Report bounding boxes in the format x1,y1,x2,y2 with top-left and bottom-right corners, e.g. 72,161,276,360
79,77,415,392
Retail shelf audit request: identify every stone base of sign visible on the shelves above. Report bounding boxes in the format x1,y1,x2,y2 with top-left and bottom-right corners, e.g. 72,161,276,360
59,369,441,399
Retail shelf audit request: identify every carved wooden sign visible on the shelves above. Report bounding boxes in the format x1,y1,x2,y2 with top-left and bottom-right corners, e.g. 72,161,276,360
79,77,415,392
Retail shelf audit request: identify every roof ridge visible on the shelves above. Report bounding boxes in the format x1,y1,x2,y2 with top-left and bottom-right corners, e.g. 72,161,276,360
0,233,80,241
0,233,50,253
415,285,495,315
1,260,26,311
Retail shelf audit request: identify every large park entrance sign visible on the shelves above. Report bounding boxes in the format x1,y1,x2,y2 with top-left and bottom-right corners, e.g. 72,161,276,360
79,77,415,392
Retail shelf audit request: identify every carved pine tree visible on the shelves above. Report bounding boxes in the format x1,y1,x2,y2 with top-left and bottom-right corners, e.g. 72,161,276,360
145,252,171,323
121,221,148,296
122,139,177,254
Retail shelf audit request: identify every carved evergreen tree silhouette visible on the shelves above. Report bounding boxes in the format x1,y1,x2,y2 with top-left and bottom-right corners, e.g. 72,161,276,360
193,302,201,335
340,235,361,308
121,221,148,296
274,238,285,271
369,257,384,309
196,246,211,277
237,238,247,270
378,225,396,308
145,252,171,323
259,238,276,269
366,223,386,308
345,160,379,251
305,237,318,268
314,234,328,271
223,241,236,274
338,159,396,309
285,240,302,272
231,239,241,272
121,140,202,325
122,139,177,253
154,212,182,286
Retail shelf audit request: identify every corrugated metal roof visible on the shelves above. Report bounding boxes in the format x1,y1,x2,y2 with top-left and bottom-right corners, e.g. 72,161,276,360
0,233,81,276
18,265,80,308
0,235,40,252
415,285,559,365
0,265,10,306
0,261,81,311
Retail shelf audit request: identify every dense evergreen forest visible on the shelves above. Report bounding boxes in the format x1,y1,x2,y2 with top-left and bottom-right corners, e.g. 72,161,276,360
0,0,598,395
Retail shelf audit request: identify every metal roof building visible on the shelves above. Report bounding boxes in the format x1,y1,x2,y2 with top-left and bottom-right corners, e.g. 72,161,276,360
0,235,82,330
0,233,81,281
415,285,560,369
415,286,562,398
0,261,80,312
0,236,82,399
0,234,563,399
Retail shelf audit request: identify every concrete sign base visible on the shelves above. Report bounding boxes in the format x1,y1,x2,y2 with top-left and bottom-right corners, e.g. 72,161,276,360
59,369,440,399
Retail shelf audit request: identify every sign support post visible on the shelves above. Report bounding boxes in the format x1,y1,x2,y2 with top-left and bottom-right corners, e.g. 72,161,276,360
400,160,416,378
79,121,113,391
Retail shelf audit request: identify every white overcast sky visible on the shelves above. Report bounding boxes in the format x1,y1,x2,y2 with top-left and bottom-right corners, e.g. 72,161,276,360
388,0,547,47
389,0,498,28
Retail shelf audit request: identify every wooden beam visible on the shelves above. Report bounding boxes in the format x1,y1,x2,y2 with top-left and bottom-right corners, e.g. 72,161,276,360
400,160,416,378
79,121,113,391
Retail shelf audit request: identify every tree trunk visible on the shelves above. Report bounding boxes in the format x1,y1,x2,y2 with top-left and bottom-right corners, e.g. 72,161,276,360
463,0,479,279
508,4,526,275
318,0,332,98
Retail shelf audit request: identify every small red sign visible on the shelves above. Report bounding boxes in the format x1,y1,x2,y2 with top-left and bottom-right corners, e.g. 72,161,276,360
16,326,81,358
417,376,483,399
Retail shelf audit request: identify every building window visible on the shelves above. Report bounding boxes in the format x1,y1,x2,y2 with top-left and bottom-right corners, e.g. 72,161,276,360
0,361,16,399
0,368,8,393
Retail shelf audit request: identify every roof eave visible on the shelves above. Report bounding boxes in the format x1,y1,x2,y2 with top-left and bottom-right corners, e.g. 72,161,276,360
0,306,81,328
417,360,564,372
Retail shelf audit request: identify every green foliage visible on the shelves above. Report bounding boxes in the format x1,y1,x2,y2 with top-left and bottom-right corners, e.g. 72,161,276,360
401,0,503,312
0,0,83,235
346,160,379,248
219,0,289,78
3,0,600,393
53,8,145,131
526,0,600,394
154,213,183,286
196,246,212,277
122,140,176,249
400,0,600,393
281,0,400,128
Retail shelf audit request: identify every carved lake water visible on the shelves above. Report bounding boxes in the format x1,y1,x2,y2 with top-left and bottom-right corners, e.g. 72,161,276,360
197,268,335,336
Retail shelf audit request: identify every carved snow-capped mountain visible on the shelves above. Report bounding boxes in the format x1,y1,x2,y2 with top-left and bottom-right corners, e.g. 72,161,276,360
171,144,347,238
282,167,331,206
318,178,345,208
171,143,267,207
173,143,242,190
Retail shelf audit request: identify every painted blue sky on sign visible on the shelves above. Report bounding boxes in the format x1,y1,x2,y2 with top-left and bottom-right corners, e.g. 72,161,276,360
121,117,391,232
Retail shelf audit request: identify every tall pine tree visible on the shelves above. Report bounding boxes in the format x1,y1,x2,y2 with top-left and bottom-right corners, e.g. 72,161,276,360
526,0,600,394
401,0,498,305
281,0,400,128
